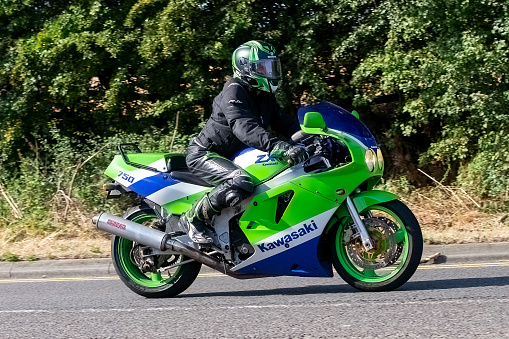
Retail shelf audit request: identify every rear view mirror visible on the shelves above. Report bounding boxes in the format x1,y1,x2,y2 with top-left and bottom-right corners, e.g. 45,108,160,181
303,112,326,130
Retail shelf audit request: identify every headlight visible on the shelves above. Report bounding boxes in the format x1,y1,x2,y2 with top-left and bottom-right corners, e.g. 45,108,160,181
376,148,384,170
365,149,376,172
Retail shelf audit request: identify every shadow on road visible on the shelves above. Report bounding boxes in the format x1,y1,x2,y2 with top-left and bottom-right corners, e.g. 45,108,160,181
182,284,356,298
182,275,509,298
401,275,509,291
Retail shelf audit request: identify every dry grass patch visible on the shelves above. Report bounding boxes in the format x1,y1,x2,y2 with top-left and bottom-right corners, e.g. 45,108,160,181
1,179,509,261
397,184,509,244
0,219,111,261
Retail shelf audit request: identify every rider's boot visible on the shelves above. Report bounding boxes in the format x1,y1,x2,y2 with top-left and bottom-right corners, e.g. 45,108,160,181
179,194,220,244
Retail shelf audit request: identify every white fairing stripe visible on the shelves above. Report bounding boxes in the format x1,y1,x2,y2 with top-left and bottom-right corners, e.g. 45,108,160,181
233,149,267,168
230,207,337,271
145,183,209,205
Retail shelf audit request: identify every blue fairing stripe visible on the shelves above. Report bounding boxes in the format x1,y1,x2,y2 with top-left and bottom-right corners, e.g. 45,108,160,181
233,236,333,278
128,173,179,198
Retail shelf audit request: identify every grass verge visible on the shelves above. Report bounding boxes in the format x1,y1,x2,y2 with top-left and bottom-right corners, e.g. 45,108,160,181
383,178,509,244
1,181,508,261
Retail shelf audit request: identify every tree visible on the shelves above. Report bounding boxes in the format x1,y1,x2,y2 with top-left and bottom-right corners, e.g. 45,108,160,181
1,0,508,196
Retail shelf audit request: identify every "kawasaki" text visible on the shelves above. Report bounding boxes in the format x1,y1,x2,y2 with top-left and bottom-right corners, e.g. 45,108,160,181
257,221,318,253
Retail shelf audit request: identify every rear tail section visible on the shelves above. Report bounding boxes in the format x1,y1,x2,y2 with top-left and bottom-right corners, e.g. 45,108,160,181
103,144,210,213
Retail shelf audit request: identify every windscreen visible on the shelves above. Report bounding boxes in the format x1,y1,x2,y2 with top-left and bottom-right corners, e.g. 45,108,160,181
297,101,378,148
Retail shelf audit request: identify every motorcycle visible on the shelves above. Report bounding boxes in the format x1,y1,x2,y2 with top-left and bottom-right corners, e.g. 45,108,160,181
93,101,423,298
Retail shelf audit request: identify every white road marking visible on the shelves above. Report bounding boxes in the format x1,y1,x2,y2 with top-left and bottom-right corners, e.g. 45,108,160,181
1,298,508,315
0,272,225,284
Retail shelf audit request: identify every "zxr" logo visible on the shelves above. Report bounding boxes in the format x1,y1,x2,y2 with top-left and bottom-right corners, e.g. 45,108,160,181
255,154,276,164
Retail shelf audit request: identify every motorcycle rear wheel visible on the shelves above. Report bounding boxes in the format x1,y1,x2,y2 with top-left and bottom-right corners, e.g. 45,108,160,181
331,200,423,291
111,208,201,298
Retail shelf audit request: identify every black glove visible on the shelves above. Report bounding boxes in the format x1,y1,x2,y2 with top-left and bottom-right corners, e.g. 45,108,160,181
270,141,309,165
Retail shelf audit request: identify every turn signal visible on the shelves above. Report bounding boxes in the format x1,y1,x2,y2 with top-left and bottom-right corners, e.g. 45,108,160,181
376,148,384,170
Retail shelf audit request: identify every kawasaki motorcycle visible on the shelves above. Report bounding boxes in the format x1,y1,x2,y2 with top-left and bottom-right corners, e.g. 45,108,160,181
93,101,423,298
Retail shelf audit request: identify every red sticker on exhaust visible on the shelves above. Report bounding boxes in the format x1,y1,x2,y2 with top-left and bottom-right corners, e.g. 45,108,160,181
107,219,126,230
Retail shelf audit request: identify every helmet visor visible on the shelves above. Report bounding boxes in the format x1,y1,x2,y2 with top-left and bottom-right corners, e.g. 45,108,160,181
251,59,282,79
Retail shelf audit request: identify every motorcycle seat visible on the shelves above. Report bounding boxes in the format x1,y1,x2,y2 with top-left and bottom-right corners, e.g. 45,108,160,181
167,155,212,187
170,169,213,187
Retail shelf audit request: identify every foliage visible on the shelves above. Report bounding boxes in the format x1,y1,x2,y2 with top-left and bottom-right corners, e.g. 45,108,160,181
347,0,509,190
379,176,416,197
26,255,40,261
0,0,508,231
457,134,509,197
1,252,21,262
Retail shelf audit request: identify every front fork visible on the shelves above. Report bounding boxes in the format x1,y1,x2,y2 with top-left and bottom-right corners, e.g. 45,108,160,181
345,196,374,251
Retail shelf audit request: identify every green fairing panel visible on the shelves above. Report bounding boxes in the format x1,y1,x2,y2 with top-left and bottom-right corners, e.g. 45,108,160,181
104,153,170,179
243,160,288,185
105,155,138,179
162,191,211,216
127,153,169,165
291,162,375,203
239,182,338,244
287,128,383,203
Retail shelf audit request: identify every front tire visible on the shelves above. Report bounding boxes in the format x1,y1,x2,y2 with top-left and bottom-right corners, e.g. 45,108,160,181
111,208,201,298
331,200,423,291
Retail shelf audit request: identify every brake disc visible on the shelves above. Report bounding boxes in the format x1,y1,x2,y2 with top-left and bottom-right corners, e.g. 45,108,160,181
344,217,400,270
131,244,181,273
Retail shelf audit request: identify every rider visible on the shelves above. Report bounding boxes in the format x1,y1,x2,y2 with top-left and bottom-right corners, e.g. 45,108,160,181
179,40,309,244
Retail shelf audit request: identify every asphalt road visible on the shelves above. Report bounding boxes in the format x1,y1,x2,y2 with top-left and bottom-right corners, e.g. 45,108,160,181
1,262,509,338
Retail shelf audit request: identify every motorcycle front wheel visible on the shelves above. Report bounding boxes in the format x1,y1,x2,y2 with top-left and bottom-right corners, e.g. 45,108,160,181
111,208,201,298
331,200,423,291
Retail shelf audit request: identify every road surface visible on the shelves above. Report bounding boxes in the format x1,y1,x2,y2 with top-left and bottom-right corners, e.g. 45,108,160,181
1,261,508,338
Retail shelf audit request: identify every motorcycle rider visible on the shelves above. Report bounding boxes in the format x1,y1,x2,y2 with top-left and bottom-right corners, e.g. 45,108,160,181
179,40,309,244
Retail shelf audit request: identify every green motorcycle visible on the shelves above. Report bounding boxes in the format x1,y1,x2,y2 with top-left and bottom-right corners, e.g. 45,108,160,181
93,101,423,298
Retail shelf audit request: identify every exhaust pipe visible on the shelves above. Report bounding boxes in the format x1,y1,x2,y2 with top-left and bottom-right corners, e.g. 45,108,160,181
93,212,170,250
93,213,261,279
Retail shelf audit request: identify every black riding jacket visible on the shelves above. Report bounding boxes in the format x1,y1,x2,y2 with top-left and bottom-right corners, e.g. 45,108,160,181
195,78,300,159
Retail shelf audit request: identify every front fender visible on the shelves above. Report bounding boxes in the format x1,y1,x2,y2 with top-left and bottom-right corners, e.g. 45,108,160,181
324,190,399,234
352,190,399,213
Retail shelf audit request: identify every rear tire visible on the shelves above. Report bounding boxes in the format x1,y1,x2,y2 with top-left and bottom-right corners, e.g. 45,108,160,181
111,208,201,298
331,200,422,291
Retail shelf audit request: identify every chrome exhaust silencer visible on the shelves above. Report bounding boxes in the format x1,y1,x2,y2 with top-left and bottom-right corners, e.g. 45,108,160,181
93,212,262,279
93,212,169,250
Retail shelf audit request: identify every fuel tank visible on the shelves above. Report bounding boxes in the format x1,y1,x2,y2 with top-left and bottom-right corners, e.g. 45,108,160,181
232,148,288,184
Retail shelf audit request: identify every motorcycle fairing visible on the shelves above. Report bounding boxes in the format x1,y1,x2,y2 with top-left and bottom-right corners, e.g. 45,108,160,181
231,206,337,277
105,154,210,206
221,178,339,277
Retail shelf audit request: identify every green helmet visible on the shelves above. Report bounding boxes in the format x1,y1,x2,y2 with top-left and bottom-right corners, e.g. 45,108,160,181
232,40,282,93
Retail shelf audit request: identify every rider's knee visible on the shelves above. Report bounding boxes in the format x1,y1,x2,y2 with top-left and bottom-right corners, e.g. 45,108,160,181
214,170,254,208
230,170,254,194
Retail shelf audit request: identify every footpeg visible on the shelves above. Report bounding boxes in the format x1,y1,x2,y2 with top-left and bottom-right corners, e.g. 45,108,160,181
199,243,222,253
166,231,186,238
